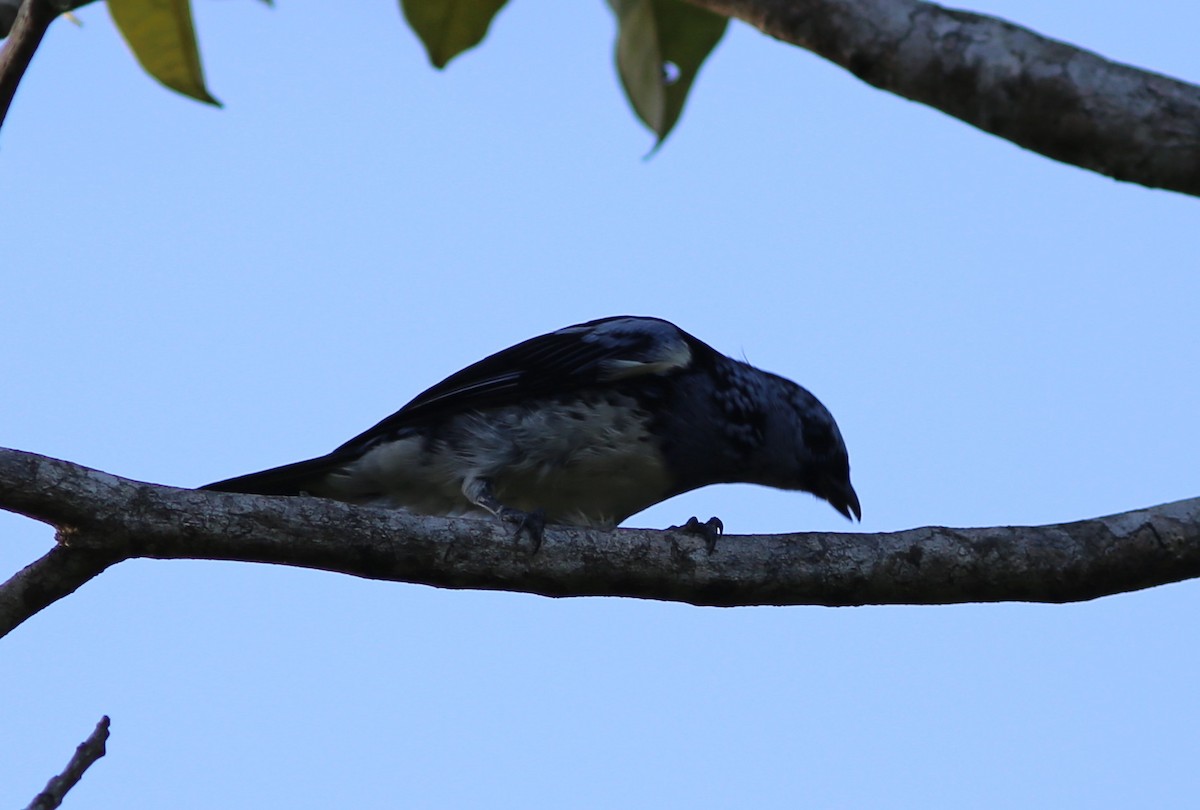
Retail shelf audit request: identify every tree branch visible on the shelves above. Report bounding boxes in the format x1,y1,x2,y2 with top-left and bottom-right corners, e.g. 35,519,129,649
687,0,1200,197
0,545,120,639
0,0,61,132
2,447,1199,639
6,0,1200,195
25,716,111,810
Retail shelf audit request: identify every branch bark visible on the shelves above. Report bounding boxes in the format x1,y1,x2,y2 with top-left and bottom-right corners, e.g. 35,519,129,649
3,447,1199,639
686,0,1200,197
25,716,110,810
0,545,121,638
0,0,60,131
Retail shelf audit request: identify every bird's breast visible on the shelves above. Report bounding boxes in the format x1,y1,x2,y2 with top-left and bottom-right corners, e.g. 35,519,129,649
465,394,674,526
326,393,675,527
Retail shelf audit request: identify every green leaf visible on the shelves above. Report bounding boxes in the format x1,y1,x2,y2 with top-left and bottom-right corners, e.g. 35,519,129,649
400,0,508,69
608,0,727,146
108,0,220,106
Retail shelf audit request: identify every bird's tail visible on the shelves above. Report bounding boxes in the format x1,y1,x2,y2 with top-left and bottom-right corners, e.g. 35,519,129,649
200,454,341,496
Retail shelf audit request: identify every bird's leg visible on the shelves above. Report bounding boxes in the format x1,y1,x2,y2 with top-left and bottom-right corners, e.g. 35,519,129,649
668,516,724,554
463,477,546,552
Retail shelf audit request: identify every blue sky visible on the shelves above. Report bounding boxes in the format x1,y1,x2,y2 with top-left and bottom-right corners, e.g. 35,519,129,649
3,1,1199,807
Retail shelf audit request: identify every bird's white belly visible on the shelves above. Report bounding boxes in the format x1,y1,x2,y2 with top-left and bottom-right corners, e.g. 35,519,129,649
318,396,673,527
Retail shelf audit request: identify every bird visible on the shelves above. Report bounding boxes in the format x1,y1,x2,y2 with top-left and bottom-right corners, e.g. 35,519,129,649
202,316,860,550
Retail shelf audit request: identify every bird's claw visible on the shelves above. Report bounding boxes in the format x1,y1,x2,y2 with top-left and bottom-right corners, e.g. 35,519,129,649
669,515,724,554
500,507,546,553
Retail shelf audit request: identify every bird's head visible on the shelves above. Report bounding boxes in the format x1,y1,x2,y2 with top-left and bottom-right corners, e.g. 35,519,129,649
755,375,861,522
806,445,861,522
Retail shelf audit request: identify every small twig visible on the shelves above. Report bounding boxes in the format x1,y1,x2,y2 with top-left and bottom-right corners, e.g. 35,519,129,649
25,716,111,810
0,0,58,132
0,545,122,639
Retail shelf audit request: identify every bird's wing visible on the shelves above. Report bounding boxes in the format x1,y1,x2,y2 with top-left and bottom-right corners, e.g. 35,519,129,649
333,316,700,453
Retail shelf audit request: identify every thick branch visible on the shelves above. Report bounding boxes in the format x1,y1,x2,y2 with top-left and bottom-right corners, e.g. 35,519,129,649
2,447,1199,639
687,0,1200,197
25,716,110,810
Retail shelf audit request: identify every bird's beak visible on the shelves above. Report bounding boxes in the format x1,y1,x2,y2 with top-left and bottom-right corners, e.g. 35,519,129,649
824,477,862,522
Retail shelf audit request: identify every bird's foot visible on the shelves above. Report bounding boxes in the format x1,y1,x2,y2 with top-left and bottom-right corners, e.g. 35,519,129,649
500,507,546,553
669,516,724,554
465,477,547,553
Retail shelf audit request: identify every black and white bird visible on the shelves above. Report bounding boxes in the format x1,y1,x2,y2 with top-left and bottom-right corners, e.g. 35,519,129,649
203,316,859,548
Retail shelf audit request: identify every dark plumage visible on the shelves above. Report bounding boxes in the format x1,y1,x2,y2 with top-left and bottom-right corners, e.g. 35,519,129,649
203,316,860,546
